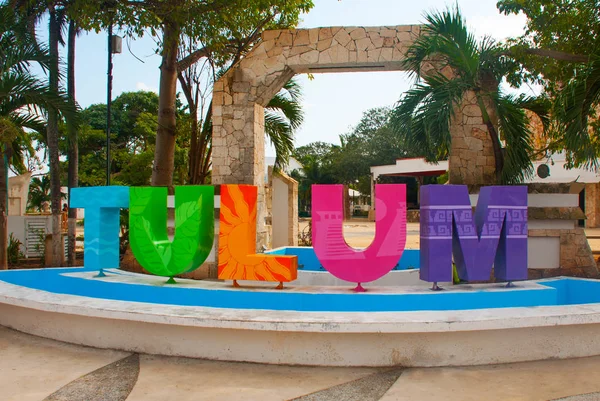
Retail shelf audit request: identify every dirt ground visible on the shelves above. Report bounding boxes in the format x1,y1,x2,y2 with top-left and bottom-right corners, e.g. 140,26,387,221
299,219,421,249
300,218,600,253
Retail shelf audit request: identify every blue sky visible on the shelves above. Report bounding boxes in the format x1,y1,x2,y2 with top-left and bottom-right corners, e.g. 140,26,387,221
63,0,529,157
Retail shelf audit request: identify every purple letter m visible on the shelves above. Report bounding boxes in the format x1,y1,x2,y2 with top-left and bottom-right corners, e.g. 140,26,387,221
419,185,528,283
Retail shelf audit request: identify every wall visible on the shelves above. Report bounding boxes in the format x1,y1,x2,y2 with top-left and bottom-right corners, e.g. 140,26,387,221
8,215,52,257
8,173,31,216
272,178,290,248
269,168,299,248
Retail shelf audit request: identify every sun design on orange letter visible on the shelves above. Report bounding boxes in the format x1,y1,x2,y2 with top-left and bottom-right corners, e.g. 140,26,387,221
218,185,297,288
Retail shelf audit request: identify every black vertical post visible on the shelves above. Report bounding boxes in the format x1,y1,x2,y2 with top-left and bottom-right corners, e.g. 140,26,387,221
106,24,113,186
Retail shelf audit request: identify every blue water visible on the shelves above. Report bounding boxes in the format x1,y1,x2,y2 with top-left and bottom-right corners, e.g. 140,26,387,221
1,266,600,312
266,247,420,271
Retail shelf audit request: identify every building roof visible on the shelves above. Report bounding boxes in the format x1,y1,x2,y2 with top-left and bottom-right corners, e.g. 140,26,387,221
369,155,600,184
370,158,448,180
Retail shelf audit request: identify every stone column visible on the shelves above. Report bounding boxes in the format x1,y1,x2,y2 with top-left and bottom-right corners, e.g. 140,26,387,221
585,183,600,228
212,97,268,250
448,90,496,185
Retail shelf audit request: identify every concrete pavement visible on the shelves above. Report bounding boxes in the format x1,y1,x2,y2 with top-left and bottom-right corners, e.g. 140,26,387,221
2,326,600,401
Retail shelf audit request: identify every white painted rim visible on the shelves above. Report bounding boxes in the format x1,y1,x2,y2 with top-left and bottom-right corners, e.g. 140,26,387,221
3,278,600,367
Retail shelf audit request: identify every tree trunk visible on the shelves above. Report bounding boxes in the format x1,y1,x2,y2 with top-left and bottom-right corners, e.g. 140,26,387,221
197,102,213,184
47,11,63,267
151,19,180,186
66,20,78,266
188,106,199,183
0,147,7,270
178,71,199,184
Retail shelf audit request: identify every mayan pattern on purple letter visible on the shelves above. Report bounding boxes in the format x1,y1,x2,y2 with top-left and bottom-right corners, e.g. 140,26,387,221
420,185,528,283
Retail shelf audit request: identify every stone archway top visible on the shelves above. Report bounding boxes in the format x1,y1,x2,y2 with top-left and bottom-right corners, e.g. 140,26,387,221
213,24,425,106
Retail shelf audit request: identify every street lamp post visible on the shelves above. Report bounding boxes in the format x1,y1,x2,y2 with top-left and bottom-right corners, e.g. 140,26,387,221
106,25,121,186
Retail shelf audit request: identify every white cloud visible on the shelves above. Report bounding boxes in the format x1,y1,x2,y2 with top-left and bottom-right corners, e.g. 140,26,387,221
136,82,158,93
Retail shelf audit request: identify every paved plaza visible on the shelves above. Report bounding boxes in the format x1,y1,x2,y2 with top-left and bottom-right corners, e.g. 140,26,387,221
4,221,600,400
1,325,600,401
303,220,600,253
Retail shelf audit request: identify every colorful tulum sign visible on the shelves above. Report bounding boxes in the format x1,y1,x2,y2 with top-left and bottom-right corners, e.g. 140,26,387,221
71,184,528,290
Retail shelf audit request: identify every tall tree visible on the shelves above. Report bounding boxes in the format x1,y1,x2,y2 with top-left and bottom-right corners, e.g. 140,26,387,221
148,0,313,186
73,91,189,187
390,8,549,184
12,0,70,266
66,18,78,266
291,142,337,212
0,4,73,268
71,0,313,186
498,0,600,169
46,5,63,266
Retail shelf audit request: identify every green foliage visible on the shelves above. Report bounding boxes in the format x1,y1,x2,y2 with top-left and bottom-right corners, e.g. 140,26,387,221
28,175,67,212
74,91,189,187
0,4,72,172
497,0,598,90
265,79,305,169
292,141,337,211
553,56,600,169
28,176,50,212
291,106,418,211
391,7,549,184
498,0,600,169
7,233,23,267
72,0,313,51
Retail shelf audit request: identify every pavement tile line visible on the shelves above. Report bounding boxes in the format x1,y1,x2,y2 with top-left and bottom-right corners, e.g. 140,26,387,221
43,354,140,401
551,392,600,401
288,368,404,401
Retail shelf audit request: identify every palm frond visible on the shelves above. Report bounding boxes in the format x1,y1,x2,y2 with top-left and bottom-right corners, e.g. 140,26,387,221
514,94,552,133
495,93,534,184
405,7,479,81
0,71,76,121
391,72,468,161
265,110,295,169
264,78,304,168
266,93,303,130
554,56,600,169
281,78,302,102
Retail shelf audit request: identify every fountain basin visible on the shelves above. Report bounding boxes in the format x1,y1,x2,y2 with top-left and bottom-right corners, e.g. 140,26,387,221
266,246,426,286
2,267,600,367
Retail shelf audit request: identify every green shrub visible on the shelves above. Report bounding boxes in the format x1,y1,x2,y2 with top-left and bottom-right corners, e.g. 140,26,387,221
352,209,369,217
7,234,24,267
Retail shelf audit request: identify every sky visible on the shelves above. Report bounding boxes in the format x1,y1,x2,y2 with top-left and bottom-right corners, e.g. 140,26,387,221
62,0,529,157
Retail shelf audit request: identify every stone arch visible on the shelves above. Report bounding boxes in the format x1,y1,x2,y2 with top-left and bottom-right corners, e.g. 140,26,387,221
211,25,494,248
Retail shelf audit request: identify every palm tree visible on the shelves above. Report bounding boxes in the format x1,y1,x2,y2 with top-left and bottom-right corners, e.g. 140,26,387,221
265,78,304,170
66,18,80,266
27,176,52,212
0,5,74,268
390,8,549,184
290,155,336,213
553,56,600,169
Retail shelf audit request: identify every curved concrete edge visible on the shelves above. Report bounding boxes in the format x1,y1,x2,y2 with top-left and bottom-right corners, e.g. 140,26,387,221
3,299,600,367
295,269,438,287
3,280,600,366
3,280,600,334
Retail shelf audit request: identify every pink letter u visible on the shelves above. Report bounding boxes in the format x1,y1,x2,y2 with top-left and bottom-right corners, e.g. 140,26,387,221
311,184,406,290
